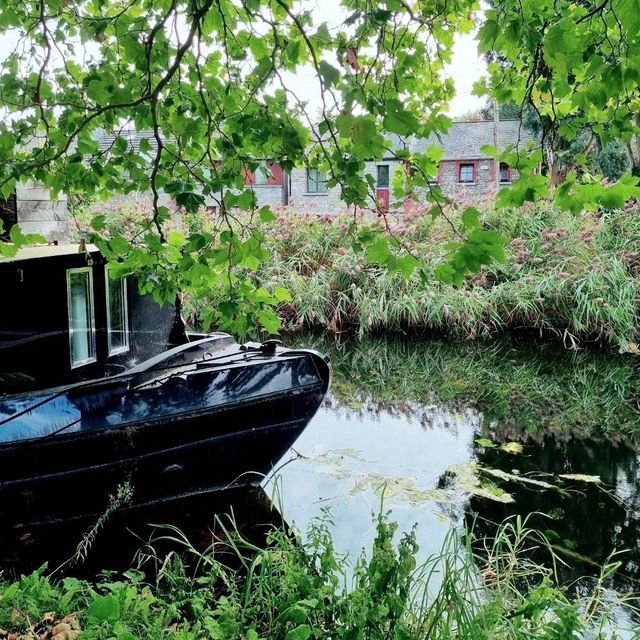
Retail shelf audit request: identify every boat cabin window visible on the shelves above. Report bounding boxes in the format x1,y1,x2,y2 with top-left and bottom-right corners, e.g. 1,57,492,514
66,267,96,368
105,267,130,355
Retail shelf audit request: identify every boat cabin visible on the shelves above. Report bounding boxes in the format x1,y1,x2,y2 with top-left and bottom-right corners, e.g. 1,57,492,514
0,244,177,394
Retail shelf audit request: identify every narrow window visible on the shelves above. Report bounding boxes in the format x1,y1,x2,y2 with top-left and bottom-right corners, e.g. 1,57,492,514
105,267,130,356
458,163,475,183
67,268,96,368
306,168,327,193
499,162,511,183
376,165,390,189
254,164,270,185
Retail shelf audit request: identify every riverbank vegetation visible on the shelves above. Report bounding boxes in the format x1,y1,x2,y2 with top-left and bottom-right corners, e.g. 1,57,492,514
1,512,637,640
184,203,640,351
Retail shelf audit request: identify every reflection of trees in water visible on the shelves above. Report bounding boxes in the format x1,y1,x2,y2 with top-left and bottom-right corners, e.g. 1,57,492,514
322,395,480,434
467,436,640,591
296,332,640,590
299,332,640,441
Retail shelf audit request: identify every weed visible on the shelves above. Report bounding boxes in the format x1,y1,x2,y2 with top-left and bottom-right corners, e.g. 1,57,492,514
0,512,637,639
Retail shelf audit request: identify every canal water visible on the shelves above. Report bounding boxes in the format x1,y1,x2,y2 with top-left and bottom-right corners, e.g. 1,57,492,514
4,333,640,604
272,333,640,597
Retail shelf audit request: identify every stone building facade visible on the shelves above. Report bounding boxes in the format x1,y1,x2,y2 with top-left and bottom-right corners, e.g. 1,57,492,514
93,120,534,218
0,120,533,246
284,119,535,215
1,181,68,241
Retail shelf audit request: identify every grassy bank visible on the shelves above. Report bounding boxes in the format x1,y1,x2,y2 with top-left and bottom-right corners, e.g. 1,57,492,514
187,204,640,350
1,513,636,639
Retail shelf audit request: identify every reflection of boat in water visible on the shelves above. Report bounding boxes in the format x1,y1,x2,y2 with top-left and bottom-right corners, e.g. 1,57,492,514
0,246,330,548
1,485,284,576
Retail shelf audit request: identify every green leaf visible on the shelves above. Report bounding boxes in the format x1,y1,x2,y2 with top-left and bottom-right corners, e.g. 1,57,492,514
259,206,276,223
88,595,120,623
285,625,312,640
86,79,111,104
476,438,497,449
461,207,481,229
318,61,340,89
365,237,390,265
383,99,421,136
256,309,281,334
274,286,292,302
91,215,106,231
397,254,420,278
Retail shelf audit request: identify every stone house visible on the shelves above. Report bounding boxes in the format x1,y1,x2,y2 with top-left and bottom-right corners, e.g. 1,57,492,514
93,120,533,217
0,182,68,241
1,119,533,240
284,119,535,215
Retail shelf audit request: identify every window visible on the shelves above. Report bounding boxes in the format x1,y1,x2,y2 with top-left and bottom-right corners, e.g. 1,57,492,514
377,165,390,189
458,163,475,183
105,268,130,356
499,162,511,183
67,268,96,368
306,169,327,193
255,164,269,185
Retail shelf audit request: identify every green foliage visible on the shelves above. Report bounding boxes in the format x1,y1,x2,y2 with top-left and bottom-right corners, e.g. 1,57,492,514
0,514,636,639
598,142,631,182
0,0,506,333
2,0,639,333
478,0,640,206
184,203,640,350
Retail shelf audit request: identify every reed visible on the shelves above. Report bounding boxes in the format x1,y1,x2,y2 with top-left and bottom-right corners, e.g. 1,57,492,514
186,203,640,349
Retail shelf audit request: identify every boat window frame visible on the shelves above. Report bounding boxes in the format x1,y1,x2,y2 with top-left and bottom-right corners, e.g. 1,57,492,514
105,266,130,356
66,266,97,369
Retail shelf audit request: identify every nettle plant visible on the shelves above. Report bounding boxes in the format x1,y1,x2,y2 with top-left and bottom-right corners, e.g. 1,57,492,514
0,0,638,334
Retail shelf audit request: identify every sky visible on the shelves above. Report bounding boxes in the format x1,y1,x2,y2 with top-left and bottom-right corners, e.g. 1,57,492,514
300,0,488,117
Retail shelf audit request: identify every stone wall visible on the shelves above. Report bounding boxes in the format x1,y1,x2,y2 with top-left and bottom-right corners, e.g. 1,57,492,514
16,182,68,241
251,184,286,209
437,158,497,201
289,168,344,215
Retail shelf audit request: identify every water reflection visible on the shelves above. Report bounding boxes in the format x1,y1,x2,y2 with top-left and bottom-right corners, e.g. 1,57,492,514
5,332,640,605
273,333,640,597
470,436,640,590
0,487,282,579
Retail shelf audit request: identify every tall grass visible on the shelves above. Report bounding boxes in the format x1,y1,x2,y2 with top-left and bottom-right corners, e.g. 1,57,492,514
186,204,640,349
1,511,637,639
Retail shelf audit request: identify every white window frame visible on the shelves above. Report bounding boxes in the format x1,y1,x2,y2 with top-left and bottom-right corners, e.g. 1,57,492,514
376,164,390,189
255,164,270,185
66,267,97,369
458,163,475,183
105,266,130,356
306,168,328,194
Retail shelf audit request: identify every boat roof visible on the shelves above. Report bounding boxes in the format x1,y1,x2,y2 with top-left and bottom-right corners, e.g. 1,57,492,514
0,243,100,263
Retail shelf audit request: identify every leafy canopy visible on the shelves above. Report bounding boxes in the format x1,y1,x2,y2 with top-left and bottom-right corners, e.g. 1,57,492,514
0,0,638,333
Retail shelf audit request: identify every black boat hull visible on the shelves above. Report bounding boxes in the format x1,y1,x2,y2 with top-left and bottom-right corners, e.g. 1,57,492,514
0,339,329,534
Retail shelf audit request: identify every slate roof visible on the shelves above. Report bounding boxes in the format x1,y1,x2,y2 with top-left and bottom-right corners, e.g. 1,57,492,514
95,129,158,154
95,120,534,163
411,120,536,160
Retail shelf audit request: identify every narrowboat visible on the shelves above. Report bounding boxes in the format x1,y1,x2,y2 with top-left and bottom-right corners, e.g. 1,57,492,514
0,245,330,533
